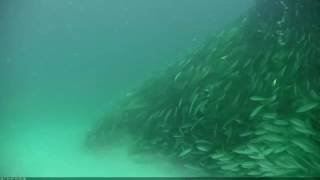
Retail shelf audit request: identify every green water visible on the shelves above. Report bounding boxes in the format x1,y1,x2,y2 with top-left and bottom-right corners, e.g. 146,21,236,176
0,0,253,176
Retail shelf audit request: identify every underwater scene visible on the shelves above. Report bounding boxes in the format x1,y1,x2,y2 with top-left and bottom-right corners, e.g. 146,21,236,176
1,0,320,177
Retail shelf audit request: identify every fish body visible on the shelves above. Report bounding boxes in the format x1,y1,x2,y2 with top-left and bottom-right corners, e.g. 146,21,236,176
296,102,318,113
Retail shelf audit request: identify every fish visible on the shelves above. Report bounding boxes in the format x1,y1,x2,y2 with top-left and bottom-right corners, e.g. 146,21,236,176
250,105,265,118
183,164,202,171
178,148,192,158
261,148,274,156
279,66,287,77
230,60,239,70
163,109,172,123
293,125,315,136
201,67,210,78
222,118,235,130
214,123,218,137
295,8,299,17
232,93,241,105
196,144,211,152
178,98,183,110
233,146,254,155
289,118,305,128
257,160,274,169
224,81,233,92
261,134,286,142
178,127,184,136
180,123,193,129
251,134,285,143
310,89,320,100
248,154,265,160
292,53,301,73
262,113,278,119
291,139,318,154
263,124,285,133
306,80,311,91
235,119,243,124
250,96,270,101
221,56,228,60
173,106,178,117
221,163,239,170
173,134,183,138
157,109,166,118
296,102,318,113
247,144,260,153
204,48,216,62
195,139,212,152
174,72,182,81
218,154,234,161
193,100,208,115
273,119,289,126
195,139,212,145
254,129,268,136
240,131,253,137
209,152,225,160
288,49,295,59
243,58,252,68
274,158,299,169
247,171,261,176
191,117,205,129
273,145,289,154
189,93,199,114
241,161,256,169
225,127,233,142
272,79,277,86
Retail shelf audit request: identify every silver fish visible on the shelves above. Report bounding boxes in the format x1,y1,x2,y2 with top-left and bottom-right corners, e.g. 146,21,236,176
293,125,315,136
193,100,208,115
254,129,268,136
178,148,192,158
257,160,274,169
292,139,318,154
261,148,274,156
274,157,299,169
263,124,285,133
220,55,228,60
241,161,256,169
247,171,261,176
273,119,289,126
251,134,284,143
273,145,289,154
218,154,234,161
239,131,253,137
262,134,286,142
288,49,294,59
233,146,254,155
262,113,278,119
209,152,225,160
196,144,211,152
221,163,239,170
289,118,305,127
248,154,265,160
189,93,199,114
250,96,270,101
195,139,212,145
174,72,182,81
296,102,318,113
250,105,265,118
163,109,172,123
310,89,320,100
178,98,183,110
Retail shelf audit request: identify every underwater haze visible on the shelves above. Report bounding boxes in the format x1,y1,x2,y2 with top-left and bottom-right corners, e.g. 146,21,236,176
0,0,253,176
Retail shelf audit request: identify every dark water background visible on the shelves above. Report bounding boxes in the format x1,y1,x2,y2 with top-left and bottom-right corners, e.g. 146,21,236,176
0,0,253,176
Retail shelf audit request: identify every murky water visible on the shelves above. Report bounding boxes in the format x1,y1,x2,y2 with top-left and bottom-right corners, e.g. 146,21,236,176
0,0,253,176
